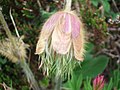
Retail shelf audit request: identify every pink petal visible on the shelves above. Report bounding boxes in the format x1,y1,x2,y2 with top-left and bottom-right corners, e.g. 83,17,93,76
93,75,105,90
52,13,72,54
43,11,61,31
63,13,71,33
71,14,85,61
93,78,97,86
71,14,80,38
35,12,62,54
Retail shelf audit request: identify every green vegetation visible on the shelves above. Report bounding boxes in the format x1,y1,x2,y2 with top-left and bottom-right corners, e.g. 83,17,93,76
0,0,120,90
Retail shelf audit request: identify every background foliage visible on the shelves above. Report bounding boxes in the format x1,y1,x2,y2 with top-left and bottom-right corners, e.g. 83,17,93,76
0,0,120,90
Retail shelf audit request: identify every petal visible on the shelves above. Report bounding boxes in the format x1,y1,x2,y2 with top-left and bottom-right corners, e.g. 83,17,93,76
99,81,104,90
63,13,72,33
35,12,62,54
52,13,72,54
35,34,47,54
71,13,80,38
72,15,85,61
43,11,62,31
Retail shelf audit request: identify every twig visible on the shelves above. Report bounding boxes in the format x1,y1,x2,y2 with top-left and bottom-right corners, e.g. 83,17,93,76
9,8,20,38
99,6,104,17
112,0,120,12
37,0,42,9
0,82,12,90
96,49,119,58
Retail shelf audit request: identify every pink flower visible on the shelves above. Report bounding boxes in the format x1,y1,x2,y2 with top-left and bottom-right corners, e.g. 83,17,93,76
35,11,85,61
93,75,105,90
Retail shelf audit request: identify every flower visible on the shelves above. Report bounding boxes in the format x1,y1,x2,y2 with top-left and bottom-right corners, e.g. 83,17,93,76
93,75,105,90
35,11,85,61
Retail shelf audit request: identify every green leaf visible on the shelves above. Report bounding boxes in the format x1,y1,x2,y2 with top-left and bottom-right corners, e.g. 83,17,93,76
0,57,7,65
74,42,109,78
75,55,109,78
41,10,56,20
91,0,99,7
102,1,110,12
85,43,94,53
39,77,49,88
112,69,120,88
63,74,83,90
83,77,92,90
103,78,113,90
22,86,29,90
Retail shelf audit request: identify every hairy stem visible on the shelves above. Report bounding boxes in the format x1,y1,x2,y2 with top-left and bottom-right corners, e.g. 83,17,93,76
0,10,16,47
20,60,41,90
54,75,62,90
54,57,62,90
65,0,72,11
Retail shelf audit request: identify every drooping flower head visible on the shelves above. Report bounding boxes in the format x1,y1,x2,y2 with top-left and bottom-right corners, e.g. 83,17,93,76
93,75,105,90
35,10,85,61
